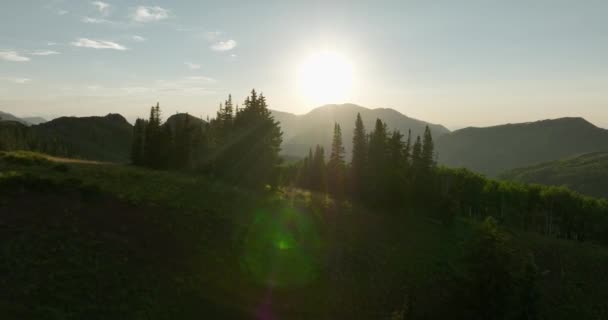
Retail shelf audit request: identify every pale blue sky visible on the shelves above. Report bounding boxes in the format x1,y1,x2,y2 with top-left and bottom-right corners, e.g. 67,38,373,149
1,0,607,128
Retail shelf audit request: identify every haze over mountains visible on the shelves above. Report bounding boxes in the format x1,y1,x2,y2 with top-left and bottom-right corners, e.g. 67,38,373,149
436,118,608,177
272,103,450,158
3,105,608,181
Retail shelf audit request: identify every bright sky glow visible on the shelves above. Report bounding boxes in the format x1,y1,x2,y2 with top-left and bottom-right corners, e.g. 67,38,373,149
298,51,354,106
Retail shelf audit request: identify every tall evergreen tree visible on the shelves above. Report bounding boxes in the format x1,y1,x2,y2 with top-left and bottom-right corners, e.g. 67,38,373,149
130,118,147,165
328,123,346,197
368,119,389,204
411,135,423,173
311,144,327,192
351,113,368,196
230,89,283,187
421,125,435,172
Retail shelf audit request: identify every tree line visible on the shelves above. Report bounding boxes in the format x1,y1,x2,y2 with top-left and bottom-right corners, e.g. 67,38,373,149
283,113,608,246
130,89,282,187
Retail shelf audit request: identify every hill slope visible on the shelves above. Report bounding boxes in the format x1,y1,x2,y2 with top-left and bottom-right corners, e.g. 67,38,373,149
436,117,608,177
1,151,607,319
0,114,133,162
272,104,450,158
501,152,608,199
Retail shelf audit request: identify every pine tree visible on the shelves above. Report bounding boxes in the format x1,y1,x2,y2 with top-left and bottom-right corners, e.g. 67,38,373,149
230,89,283,187
311,144,327,191
328,123,346,197
411,135,423,173
367,119,390,205
351,113,368,196
403,129,412,167
130,118,147,165
143,103,162,168
421,125,435,172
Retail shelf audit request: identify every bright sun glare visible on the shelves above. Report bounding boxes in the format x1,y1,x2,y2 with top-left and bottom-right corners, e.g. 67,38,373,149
298,51,354,106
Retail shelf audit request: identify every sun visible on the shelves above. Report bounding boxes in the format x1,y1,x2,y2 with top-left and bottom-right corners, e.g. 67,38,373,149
298,51,354,106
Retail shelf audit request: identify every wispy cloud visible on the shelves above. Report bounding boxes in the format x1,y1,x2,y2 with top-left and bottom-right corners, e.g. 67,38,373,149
131,35,146,42
185,62,201,70
81,16,111,24
0,51,30,62
56,9,68,15
1,77,32,84
91,1,110,15
13,78,32,84
70,38,127,51
211,39,237,52
131,6,169,23
28,50,60,56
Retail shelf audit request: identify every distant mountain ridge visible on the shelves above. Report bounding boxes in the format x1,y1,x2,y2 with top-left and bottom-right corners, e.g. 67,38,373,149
0,113,133,162
436,117,608,177
272,103,450,158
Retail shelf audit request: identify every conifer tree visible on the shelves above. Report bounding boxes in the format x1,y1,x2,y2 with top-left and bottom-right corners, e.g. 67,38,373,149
311,144,327,191
421,125,435,172
328,123,346,197
130,118,147,165
411,135,423,173
368,119,390,204
230,89,283,187
351,113,368,196
403,129,412,167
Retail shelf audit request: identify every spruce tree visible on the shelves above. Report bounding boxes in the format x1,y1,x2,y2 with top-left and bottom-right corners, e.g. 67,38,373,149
311,145,327,191
421,125,435,172
411,135,423,173
351,113,367,196
328,123,346,197
130,118,147,165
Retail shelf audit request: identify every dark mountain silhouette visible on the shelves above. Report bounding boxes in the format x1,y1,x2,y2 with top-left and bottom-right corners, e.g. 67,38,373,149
272,103,450,157
165,113,207,130
501,152,608,199
0,113,133,162
436,117,608,176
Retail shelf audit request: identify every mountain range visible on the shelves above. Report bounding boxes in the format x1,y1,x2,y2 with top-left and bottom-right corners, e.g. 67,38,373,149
436,117,608,177
3,105,608,179
272,103,450,158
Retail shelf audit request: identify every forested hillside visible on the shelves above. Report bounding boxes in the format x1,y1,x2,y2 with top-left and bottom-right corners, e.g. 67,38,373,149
0,114,133,162
436,117,608,176
501,152,608,199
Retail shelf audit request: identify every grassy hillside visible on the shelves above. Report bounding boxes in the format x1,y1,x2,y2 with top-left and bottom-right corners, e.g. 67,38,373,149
501,152,608,199
1,151,607,319
436,117,608,177
272,104,450,158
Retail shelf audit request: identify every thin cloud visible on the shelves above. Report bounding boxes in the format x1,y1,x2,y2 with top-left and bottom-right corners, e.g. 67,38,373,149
91,1,110,15
0,51,30,62
131,6,169,23
211,39,237,52
13,78,32,84
1,77,32,84
28,50,60,56
81,16,111,24
56,9,68,15
131,35,145,42
71,38,127,50
185,62,201,70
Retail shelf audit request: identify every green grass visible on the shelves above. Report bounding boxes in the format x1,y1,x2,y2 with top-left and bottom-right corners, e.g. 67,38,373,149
1,151,608,319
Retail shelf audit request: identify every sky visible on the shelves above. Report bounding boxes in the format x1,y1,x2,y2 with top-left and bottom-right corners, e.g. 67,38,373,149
1,0,607,129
